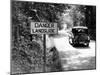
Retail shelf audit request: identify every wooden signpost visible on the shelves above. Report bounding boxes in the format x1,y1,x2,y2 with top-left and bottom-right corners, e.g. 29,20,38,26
31,22,58,72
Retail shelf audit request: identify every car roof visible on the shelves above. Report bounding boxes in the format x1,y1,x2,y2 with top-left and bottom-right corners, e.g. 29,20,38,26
72,26,88,29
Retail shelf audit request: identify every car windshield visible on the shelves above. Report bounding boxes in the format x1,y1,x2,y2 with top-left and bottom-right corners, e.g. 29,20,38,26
72,28,88,35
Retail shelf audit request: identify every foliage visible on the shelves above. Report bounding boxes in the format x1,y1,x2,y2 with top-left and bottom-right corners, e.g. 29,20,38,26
11,1,67,73
11,1,96,74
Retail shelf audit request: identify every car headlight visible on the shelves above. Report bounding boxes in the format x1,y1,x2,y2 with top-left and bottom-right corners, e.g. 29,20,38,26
88,36,90,40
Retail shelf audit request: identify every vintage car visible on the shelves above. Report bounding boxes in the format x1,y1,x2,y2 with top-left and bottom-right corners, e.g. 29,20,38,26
69,26,90,47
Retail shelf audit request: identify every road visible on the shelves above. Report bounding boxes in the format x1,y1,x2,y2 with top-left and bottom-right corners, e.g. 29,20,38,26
52,35,96,70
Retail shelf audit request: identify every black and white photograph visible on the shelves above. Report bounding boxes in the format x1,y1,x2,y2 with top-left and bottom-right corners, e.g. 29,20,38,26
11,0,96,74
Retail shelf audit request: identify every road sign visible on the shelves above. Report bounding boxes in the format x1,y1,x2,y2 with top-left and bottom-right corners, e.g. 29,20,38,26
30,22,58,72
31,22,58,34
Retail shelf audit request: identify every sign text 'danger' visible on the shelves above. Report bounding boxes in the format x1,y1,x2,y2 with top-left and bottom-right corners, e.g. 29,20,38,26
31,22,58,34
